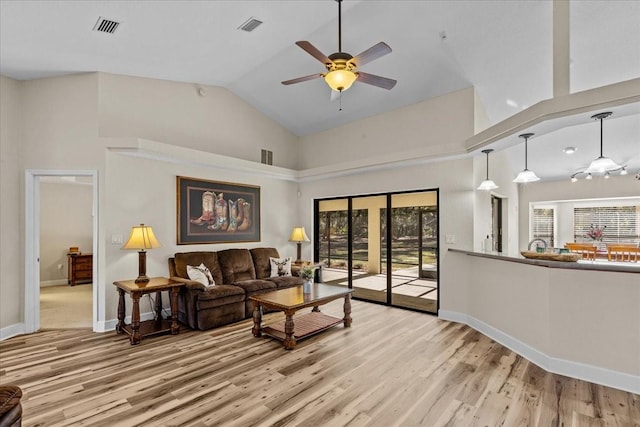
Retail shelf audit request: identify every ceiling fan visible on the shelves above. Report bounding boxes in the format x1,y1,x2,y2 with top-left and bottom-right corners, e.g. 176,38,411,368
281,0,397,94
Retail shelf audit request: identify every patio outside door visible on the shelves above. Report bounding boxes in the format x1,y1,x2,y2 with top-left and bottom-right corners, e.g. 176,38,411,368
385,192,438,312
316,189,439,314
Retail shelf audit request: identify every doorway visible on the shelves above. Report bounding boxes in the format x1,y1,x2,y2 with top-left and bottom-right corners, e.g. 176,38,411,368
25,170,99,333
316,189,439,314
492,195,503,253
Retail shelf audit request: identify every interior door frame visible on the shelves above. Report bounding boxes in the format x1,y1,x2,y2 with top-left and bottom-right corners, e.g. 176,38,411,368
25,169,99,333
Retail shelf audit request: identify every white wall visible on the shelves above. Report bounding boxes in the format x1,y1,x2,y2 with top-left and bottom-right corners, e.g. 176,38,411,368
39,181,93,283
0,76,21,329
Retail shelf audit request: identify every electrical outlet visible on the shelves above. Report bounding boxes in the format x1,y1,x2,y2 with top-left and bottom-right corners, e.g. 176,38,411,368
57,263,63,270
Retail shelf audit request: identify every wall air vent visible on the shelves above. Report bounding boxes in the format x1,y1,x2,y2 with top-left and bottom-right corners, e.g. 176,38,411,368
261,149,273,165
238,17,263,32
93,17,120,34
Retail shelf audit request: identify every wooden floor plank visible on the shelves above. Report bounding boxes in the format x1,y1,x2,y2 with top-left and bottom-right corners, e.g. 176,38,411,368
0,299,637,426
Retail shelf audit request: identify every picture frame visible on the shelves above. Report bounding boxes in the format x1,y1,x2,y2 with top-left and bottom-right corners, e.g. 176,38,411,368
177,176,260,245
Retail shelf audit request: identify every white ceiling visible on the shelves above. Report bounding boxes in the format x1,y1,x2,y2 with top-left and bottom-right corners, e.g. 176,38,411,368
1,0,639,180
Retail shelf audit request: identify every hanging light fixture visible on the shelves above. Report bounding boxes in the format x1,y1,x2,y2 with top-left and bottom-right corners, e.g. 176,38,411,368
585,112,622,174
478,149,499,191
513,133,540,183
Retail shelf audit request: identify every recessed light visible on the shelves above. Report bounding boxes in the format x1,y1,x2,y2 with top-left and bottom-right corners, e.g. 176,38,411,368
506,99,518,108
563,146,576,154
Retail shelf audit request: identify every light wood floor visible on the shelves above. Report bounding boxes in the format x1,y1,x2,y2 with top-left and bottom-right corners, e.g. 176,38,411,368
1,300,638,426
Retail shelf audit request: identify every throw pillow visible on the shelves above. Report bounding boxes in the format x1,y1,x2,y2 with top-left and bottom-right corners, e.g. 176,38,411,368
269,257,292,277
187,263,215,287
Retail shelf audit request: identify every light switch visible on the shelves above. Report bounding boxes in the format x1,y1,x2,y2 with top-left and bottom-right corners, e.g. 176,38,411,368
111,234,123,245
445,234,455,244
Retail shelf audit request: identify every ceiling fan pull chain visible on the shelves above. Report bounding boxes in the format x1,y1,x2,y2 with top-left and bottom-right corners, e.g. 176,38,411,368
339,90,343,111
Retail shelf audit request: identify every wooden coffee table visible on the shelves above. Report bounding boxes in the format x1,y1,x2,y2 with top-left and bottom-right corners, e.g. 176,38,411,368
250,283,353,350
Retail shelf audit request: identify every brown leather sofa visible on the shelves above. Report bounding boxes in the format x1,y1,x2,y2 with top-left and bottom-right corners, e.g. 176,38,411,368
0,385,22,427
168,247,304,330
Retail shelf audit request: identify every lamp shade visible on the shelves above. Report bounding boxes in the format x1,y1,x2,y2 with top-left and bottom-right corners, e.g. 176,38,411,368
477,179,499,191
477,149,499,191
289,227,310,243
584,156,621,174
513,169,540,183
324,70,357,92
122,224,161,250
513,133,540,183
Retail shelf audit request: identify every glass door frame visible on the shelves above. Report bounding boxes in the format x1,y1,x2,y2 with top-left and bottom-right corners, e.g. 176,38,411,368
314,188,440,313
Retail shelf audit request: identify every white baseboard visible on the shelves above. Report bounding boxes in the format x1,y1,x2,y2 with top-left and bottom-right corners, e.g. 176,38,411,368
40,279,68,287
100,310,173,333
3,309,172,338
438,310,640,395
0,323,26,341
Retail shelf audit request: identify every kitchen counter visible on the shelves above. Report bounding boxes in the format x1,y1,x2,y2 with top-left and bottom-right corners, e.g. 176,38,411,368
448,248,640,274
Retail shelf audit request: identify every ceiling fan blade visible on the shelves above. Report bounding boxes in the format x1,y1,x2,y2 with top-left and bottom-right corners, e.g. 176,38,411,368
349,42,392,67
295,41,332,65
281,73,323,85
356,72,397,90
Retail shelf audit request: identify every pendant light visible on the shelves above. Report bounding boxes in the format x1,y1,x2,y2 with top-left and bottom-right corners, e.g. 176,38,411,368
585,112,621,174
477,149,499,191
513,133,540,183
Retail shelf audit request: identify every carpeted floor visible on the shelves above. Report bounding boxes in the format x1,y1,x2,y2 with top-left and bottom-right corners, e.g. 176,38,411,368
40,284,92,329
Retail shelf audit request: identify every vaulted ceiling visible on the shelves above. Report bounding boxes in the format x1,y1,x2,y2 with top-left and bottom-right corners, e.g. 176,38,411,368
1,1,639,180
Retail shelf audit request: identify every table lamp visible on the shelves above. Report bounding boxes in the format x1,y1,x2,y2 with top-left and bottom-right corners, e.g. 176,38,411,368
122,223,161,284
289,226,310,264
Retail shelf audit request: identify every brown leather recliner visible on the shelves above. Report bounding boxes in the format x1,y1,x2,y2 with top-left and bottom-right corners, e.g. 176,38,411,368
0,385,22,427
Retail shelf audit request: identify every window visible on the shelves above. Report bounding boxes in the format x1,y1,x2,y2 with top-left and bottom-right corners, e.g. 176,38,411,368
532,208,554,246
574,205,640,244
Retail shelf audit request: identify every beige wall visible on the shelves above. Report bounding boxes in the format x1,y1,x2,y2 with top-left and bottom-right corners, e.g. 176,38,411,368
98,73,300,169
39,181,93,283
298,157,475,314
298,87,475,170
0,72,302,332
445,251,640,385
102,150,299,322
0,76,21,328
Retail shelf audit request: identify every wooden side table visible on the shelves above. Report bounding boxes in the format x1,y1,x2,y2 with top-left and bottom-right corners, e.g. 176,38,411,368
113,277,184,345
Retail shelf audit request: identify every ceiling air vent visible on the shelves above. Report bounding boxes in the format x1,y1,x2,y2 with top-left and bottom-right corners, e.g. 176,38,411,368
238,17,263,32
93,17,120,34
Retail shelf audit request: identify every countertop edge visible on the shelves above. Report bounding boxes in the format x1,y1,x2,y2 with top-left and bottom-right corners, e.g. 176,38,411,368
448,248,640,273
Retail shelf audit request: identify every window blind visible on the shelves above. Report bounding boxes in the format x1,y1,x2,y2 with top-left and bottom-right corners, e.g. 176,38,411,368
532,208,554,246
574,206,640,244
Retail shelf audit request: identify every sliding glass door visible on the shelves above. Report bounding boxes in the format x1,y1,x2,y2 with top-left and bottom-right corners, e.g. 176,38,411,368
315,189,439,314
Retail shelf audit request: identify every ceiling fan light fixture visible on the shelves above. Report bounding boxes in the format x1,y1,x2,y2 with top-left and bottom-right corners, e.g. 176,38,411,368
324,69,357,92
